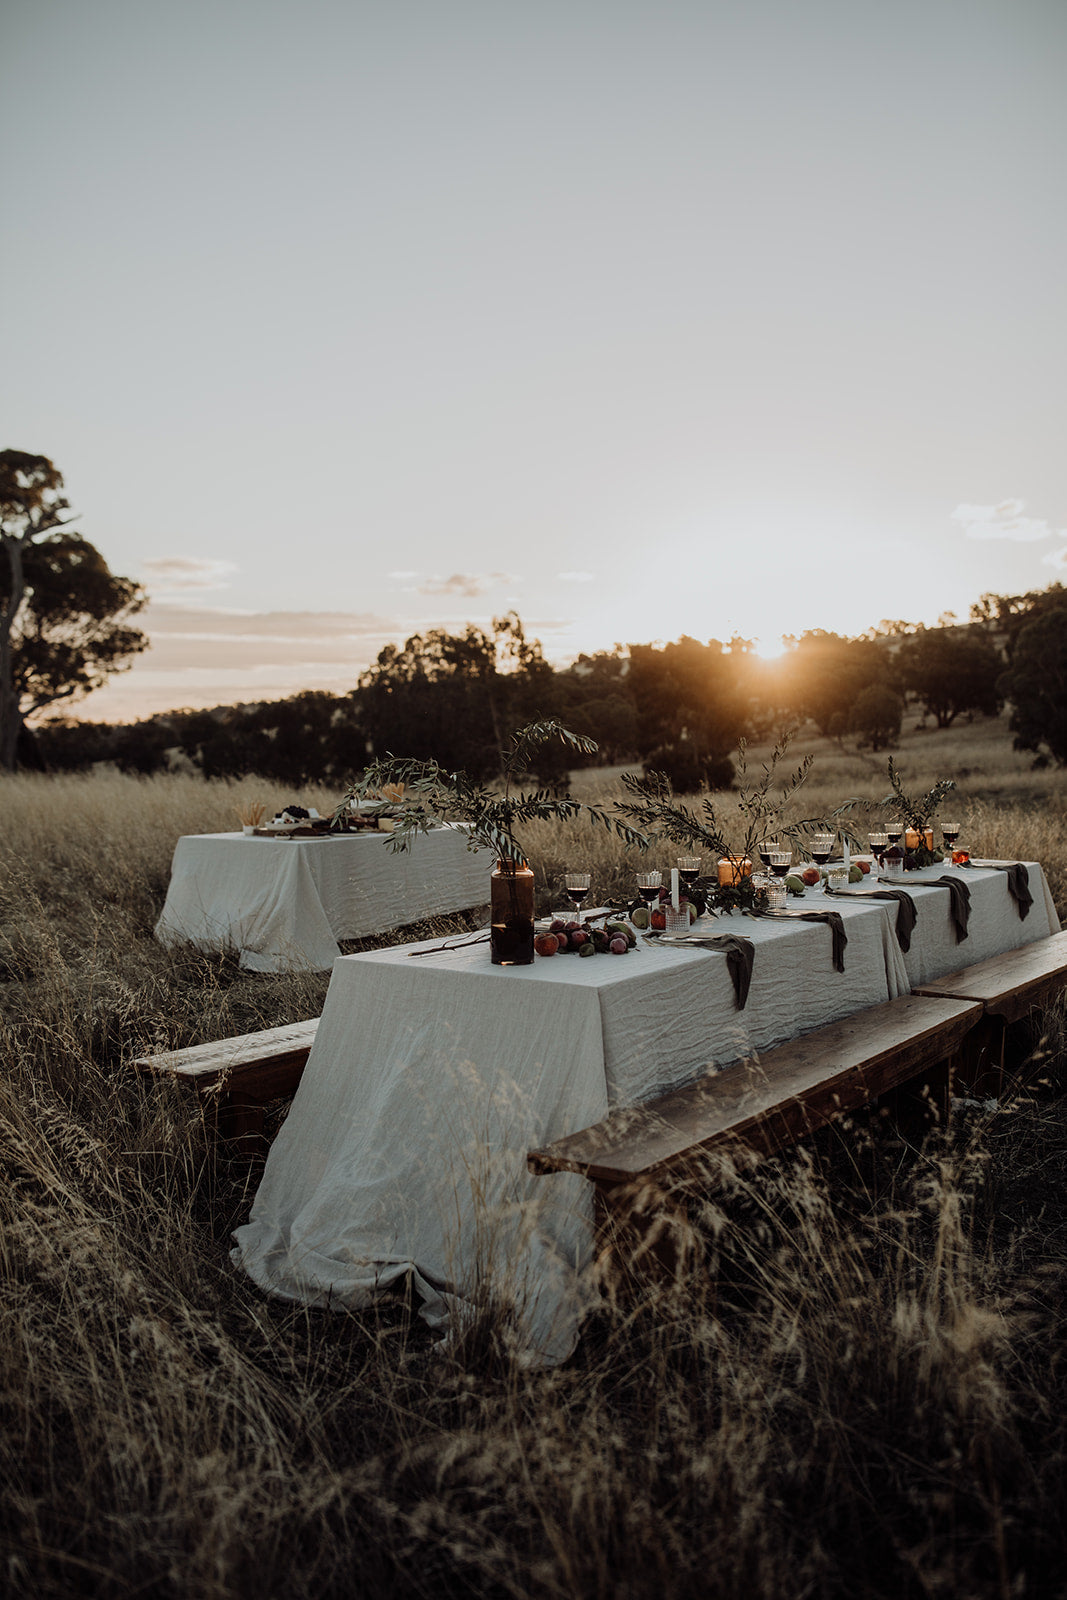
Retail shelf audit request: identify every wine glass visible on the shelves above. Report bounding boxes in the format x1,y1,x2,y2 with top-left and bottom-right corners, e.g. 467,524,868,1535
885,821,904,849
810,833,834,867
868,830,888,867
940,820,960,855
564,870,591,920
635,870,663,921
677,855,701,887
769,848,792,878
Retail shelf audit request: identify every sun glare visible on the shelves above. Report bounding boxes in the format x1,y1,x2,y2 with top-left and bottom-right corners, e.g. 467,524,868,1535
754,637,789,660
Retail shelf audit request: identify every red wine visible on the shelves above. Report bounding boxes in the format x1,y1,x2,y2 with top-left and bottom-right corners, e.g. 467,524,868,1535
811,849,831,865
679,868,700,886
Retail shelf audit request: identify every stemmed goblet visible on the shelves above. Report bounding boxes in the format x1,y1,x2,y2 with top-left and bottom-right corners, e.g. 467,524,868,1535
564,871,592,922
635,870,662,923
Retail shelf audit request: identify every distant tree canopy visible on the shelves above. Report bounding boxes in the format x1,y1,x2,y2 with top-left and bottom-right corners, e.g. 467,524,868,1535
776,631,885,737
34,577,1067,787
0,451,147,771
356,612,566,783
998,596,1067,766
893,626,1003,727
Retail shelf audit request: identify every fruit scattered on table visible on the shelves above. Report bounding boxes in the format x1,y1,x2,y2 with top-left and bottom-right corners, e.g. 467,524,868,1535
857,858,871,874
801,867,821,887
535,917,636,957
784,875,807,895
848,864,864,883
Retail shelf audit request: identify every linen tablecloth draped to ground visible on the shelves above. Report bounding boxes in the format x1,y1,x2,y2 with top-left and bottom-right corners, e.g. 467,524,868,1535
232,893,910,1362
232,863,1059,1361
155,826,488,972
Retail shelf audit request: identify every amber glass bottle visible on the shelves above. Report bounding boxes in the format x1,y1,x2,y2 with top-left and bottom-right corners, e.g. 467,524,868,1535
490,859,535,966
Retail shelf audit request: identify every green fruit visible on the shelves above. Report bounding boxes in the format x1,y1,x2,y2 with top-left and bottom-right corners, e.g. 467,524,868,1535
630,906,650,929
784,875,806,895
849,864,864,883
578,940,596,956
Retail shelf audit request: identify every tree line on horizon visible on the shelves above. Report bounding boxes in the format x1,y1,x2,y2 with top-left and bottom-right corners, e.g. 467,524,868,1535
4,449,1067,784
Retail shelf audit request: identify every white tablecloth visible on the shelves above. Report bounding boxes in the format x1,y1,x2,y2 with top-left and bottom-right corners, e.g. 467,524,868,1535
155,826,489,972
232,861,1058,1360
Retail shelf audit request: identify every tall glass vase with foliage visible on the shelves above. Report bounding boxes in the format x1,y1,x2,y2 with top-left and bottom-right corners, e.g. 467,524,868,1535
333,719,647,964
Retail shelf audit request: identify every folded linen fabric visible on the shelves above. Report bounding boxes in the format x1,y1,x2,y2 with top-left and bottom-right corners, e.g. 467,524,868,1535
679,933,755,1008
703,934,755,1009
827,887,917,952
934,876,971,942
795,910,848,972
990,862,1033,919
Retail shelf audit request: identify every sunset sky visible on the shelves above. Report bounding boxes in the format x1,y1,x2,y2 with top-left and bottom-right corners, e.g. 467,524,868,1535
2,0,1065,723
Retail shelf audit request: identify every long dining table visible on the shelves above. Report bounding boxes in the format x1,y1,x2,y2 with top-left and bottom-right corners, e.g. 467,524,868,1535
155,824,488,972
232,860,1060,1361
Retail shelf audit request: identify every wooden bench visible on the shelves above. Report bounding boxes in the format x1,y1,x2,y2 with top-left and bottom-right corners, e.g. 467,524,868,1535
912,930,1067,1098
528,993,983,1283
132,1018,318,1155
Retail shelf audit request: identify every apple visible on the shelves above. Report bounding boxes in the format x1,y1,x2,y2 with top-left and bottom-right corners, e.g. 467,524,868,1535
857,859,871,874
534,933,559,956
650,907,667,930
801,867,821,887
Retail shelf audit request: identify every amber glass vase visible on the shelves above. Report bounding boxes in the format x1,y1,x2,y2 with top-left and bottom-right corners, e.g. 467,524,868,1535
490,858,535,966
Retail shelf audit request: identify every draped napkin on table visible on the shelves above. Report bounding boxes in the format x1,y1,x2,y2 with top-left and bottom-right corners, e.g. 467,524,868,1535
989,862,1033,919
827,887,917,952
789,909,848,972
934,876,971,942
666,933,755,1009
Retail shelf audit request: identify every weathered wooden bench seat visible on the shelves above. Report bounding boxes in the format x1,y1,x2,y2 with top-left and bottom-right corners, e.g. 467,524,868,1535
528,993,983,1280
912,929,1067,1097
132,1018,318,1155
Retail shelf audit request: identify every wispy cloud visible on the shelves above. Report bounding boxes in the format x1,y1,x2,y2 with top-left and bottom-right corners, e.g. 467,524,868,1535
951,500,1064,542
1042,536,1067,570
141,556,239,594
415,572,513,598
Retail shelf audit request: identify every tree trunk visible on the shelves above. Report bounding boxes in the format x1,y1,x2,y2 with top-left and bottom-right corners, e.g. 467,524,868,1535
0,535,26,773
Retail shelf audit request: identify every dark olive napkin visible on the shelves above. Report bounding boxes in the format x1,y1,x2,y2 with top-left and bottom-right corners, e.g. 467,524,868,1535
933,876,971,942
827,887,917,952
990,862,1033,919
794,910,848,972
701,934,755,1009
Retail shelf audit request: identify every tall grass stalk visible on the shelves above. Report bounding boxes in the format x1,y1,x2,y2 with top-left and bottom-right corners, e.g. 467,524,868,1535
2,726,1066,1597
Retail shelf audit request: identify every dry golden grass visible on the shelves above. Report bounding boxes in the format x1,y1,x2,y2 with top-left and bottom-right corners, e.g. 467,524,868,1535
2,716,1066,1598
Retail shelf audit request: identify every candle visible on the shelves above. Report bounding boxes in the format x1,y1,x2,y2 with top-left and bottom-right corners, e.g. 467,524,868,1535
843,837,850,871
717,857,753,886
905,828,921,850
671,867,680,909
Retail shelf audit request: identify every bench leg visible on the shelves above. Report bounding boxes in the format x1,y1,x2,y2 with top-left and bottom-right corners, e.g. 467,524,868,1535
593,1178,696,1291
215,1093,269,1158
883,1053,956,1144
953,1019,1005,1101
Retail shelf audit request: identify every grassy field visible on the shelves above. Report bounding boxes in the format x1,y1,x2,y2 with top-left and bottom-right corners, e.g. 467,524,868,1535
2,713,1066,1598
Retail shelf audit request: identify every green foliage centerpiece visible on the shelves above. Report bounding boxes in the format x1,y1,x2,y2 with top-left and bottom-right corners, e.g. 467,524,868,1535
881,757,956,869
614,740,844,913
334,719,646,964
